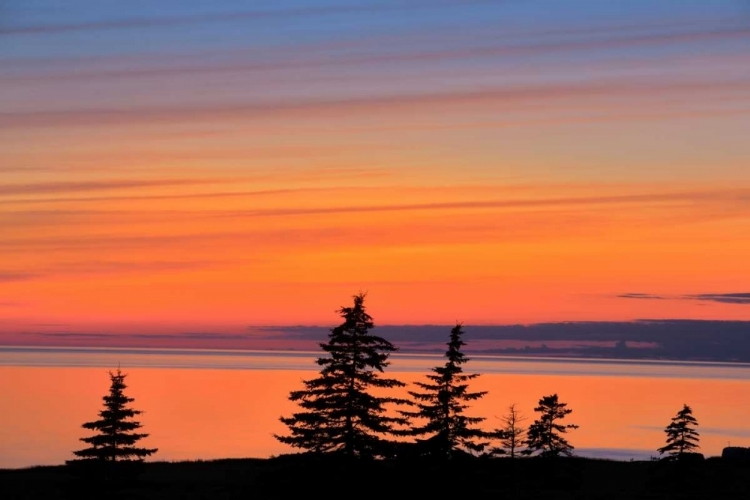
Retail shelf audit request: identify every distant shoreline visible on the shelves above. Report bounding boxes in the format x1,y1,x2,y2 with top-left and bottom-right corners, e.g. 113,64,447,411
4,343,750,367
4,319,750,363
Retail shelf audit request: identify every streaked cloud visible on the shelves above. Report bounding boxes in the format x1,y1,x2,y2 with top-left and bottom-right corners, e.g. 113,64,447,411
0,178,220,196
3,76,748,129
5,24,748,83
0,1,489,36
700,427,750,438
210,188,750,218
618,293,667,300
0,260,217,282
0,272,38,282
619,293,750,305
686,294,750,305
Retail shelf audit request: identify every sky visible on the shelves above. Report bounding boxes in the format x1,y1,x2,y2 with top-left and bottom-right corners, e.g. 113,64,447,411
1,0,750,338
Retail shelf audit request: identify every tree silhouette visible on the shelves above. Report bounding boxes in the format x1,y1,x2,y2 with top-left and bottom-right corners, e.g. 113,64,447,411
658,404,700,460
525,394,578,457
493,403,527,458
275,293,409,458
402,323,491,458
70,368,157,462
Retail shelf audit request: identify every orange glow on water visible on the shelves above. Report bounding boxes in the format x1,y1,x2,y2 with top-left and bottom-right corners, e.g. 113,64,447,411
2,363,749,468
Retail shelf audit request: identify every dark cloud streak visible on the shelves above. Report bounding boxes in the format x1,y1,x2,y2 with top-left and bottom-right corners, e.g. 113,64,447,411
618,293,667,300
619,292,750,305
687,293,750,305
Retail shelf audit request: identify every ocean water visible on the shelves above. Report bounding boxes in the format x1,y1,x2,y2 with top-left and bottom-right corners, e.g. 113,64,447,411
2,346,749,468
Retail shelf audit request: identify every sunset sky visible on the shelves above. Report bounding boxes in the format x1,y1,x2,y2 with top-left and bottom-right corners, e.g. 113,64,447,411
2,0,750,339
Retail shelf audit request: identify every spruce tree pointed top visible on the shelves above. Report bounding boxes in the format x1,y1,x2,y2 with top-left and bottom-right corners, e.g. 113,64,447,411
402,323,492,458
525,393,578,458
446,322,469,362
658,404,700,460
69,368,157,463
275,292,410,458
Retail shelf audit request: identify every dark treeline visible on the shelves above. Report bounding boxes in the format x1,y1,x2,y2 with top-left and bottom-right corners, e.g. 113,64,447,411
273,293,579,459
10,293,748,499
9,457,750,499
65,293,718,465
9,457,750,500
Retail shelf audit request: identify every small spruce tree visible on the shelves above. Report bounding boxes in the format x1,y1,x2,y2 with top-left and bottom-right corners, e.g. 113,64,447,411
275,293,409,458
493,403,527,458
658,404,700,460
70,368,157,462
525,394,578,457
402,323,491,458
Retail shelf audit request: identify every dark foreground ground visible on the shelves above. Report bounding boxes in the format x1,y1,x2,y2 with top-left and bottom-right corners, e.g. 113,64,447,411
3,456,750,500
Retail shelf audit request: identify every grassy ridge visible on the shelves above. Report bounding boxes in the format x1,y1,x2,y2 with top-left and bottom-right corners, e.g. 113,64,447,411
3,456,750,499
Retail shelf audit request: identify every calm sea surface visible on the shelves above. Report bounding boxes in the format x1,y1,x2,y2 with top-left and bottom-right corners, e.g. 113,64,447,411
2,346,750,468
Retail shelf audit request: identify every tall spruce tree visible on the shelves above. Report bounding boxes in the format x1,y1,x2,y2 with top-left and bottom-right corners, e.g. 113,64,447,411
658,404,700,460
70,368,157,462
275,293,409,458
525,394,578,458
402,323,491,458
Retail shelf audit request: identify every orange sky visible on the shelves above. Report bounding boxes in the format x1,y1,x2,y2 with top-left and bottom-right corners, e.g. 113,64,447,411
2,1,750,335
2,177,750,331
